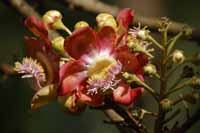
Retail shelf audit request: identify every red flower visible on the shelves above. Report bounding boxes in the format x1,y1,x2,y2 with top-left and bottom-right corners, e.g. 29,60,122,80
24,16,60,88
59,8,147,106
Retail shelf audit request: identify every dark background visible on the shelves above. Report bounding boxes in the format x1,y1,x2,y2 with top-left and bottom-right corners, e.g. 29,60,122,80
0,0,200,133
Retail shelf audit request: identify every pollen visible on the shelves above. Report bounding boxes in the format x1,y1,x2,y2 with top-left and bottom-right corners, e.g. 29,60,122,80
87,56,122,94
14,57,46,88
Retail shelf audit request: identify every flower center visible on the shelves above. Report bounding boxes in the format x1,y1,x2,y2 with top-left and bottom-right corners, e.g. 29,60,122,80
87,56,122,94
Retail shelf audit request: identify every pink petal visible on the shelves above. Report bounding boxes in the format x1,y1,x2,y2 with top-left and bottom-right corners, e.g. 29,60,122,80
97,26,117,52
117,8,134,30
59,60,86,82
59,71,87,96
112,82,143,105
24,16,50,45
64,27,97,59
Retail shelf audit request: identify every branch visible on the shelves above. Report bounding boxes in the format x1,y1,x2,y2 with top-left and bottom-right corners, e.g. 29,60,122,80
64,0,200,42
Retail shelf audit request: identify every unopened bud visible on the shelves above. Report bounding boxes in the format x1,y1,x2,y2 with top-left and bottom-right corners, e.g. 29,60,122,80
43,10,71,35
74,21,89,29
137,30,149,40
96,13,117,31
160,99,173,112
51,36,65,53
172,50,185,64
43,10,62,28
144,64,158,77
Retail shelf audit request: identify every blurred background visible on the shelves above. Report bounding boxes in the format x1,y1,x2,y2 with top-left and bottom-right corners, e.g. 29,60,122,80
0,0,200,133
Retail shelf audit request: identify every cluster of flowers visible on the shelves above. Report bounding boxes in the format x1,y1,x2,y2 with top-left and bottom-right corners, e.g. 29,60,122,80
14,8,151,113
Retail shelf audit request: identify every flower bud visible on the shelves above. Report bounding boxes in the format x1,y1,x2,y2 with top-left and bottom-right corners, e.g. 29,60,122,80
144,64,158,77
172,50,185,64
137,30,149,40
74,21,89,29
43,10,62,26
51,36,65,53
43,10,71,34
96,13,117,31
160,99,173,112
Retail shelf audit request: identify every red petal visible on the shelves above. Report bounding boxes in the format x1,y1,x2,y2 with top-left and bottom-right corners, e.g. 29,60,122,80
112,82,143,105
116,45,143,74
77,91,104,107
137,53,149,67
97,26,116,52
59,71,87,96
64,27,97,59
24,37,60,84
59,60,86,82
24,16,50,45
117,8,134,30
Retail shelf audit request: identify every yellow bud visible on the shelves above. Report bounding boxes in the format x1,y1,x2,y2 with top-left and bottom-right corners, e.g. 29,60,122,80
144,64,157,77
74,21,89,29
172,50,185,64
51,36,65,53
138,30,149,40
96,13,117,30
43,10,62,26
43,10,72,35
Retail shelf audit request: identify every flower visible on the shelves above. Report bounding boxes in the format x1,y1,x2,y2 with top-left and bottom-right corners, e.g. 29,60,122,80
14,57,46,88
59,8,148,107
17,16,60,89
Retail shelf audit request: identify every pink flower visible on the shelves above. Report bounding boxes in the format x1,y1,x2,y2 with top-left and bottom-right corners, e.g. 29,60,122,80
59,8,147,106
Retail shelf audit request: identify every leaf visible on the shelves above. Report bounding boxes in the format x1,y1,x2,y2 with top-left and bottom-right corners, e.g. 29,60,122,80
31,84,57,110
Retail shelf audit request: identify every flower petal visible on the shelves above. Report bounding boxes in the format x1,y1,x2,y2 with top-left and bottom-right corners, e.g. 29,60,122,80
24,16,50,45
59,71,88,96
117,8,134,31
77,91,104,107
97,26,116,52
137,53,149,67
116,45,143,74
24,37,60,84
64,27,97,59
59,60,86,82
112,81,143,105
